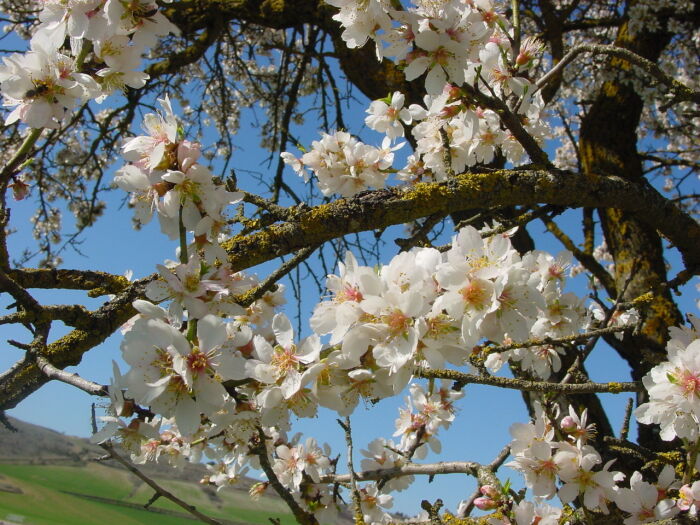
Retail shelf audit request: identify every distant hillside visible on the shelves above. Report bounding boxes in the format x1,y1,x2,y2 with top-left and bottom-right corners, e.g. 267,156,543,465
0,417,353,525
0,416,102,463
0,416,216,487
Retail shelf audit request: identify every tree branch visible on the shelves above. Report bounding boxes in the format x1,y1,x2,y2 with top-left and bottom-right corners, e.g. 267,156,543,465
536,43,700,108
220,168,700,277
99,442,223,525
416,368,641,395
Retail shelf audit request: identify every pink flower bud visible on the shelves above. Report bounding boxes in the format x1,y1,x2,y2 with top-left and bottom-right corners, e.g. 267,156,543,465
10,178,29,201
480,485,499,499
474,497,498,510
560,415,577,432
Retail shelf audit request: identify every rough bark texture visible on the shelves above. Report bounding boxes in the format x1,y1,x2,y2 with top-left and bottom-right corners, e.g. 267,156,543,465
578,5,689,451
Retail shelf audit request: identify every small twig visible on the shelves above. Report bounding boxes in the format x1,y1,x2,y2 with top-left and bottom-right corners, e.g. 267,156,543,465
234,245,318,307
481,204,562,238
254,428,318,525
144,492,162,509
438,127,455,178
459,444,511,517
99,442,223,525
420,499,443,525
480,325,631,355
319,460,481,484
620,398,634,441
535,43,700,109
338,417,366,525
35,355,108,397
0,128,43,184
540,214,615,294
417,367,640,395
395,213,446,252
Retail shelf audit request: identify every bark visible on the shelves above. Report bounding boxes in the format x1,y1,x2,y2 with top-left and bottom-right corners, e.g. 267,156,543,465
578,2,692,451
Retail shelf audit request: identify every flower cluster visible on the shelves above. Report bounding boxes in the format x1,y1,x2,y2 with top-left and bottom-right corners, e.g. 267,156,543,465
114,96,242,246
281,131,402,197
282,1,550,197
0,0,178,128
636,315,700,442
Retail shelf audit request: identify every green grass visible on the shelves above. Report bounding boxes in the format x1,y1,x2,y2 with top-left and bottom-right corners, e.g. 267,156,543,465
0,463,297,525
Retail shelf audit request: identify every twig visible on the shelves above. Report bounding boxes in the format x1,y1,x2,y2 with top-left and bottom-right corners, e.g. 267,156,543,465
416,368,640,395
420,499,443,525
620,398,634,441
535,43,700,109
99,442,223,525
458,444,510,517
479,325,631,354
144,492,162,509
234,244,318,307
338,417,365,525
34,355,108,396
319,460,481,484
438,127,455,178
540,214,616,294
254,428,318,525
480,204,563,238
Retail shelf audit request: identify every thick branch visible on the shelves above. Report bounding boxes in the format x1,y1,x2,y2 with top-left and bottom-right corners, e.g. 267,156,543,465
221,169,700,275
0,276,151,410
7,268,131,296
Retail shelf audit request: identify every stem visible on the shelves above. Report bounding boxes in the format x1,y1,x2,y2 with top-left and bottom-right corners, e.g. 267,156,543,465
511,0,521,56
178,204,188,264
0,128,43,184
186,318,198,343
683,438,700,484
75,40,93,71
338,417,365,525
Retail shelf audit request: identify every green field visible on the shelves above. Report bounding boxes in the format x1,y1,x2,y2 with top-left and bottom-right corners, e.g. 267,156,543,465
0,463,297,525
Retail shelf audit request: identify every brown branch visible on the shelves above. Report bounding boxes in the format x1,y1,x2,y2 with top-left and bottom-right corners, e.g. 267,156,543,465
253,429,318,525
34,354,107,397
0,304,93,328
220,169,700,277
7,268,132,296
319,460,481,484
0,276,150,411
100,442,223,525
541,214,616,294
338,417,365,525
536,43,700,108
2,170,698,413
234,245,318,307
416,368,641,395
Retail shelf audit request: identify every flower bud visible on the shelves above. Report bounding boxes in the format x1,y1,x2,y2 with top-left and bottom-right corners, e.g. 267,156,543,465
474,496,498,510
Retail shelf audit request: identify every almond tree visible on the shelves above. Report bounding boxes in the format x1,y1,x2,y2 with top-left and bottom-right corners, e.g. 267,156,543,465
0,1,698,524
